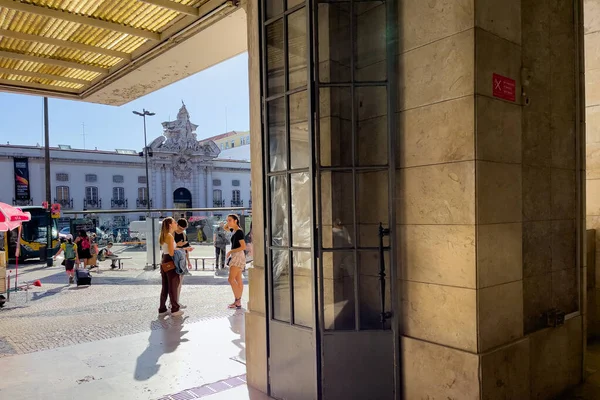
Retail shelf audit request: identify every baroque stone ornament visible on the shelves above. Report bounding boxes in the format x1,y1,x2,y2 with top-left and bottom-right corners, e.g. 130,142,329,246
173,154,193,181
151,102,221,159
160,102,204,152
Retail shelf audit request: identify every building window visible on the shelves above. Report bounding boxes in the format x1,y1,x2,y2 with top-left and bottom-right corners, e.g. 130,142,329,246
232,180,240,187
213,189,222,201
232,190,241,202
231,140,235,148
56,186,70,201
138,187,148,201
85,186,98,202
113,216,127,226
138,176,147,184
113,187,125,200
247,135,250,143
226,142,229,149
113,175,124,183
85,174,97,183
56,173,69,182
213,179,221,186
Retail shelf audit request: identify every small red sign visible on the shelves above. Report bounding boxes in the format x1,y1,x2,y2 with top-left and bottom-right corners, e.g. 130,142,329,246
492,73,516,102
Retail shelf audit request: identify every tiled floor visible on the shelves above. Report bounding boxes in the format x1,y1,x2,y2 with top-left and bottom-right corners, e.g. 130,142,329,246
0,311,256,400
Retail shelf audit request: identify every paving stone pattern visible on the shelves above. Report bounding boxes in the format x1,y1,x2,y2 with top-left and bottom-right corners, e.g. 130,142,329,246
158,374,247,400
0,258,248,358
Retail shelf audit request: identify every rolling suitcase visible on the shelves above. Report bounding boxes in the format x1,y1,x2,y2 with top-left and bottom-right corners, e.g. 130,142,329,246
75,267,92,286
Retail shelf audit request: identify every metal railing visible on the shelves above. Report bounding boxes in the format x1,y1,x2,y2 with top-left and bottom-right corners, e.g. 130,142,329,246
136,198,152,208
231,199,244,207
13,198,33,206
54,198,73,209
213,199,225,207
111,198,128,209
83,198,102,209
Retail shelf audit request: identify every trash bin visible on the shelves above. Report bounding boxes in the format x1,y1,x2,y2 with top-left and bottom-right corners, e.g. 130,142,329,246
39,245,47,263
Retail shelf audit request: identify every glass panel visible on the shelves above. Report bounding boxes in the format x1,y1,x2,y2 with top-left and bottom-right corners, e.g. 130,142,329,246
322,251,355,330
290,90,309,169
319,87,352,167
287,0,303,10
356,86,388,167
318,3,351,83
288,8,307,90
266,0,284,20
267,19,285,96
272,249,291,322
293,251,313,327
268,98,287,171
355,2,386,82
270,175,289,246
356,170,389,247
291,172,311,247
320,171,354,249
358,250,391,330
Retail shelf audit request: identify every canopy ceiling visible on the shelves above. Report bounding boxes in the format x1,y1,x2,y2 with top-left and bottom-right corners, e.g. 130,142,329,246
0,0,242,103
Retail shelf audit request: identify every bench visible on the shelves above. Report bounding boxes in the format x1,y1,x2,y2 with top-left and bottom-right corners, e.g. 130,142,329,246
189,256,216,271
110,256,132,269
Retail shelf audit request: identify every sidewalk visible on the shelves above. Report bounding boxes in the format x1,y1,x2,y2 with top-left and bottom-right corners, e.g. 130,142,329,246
0,312,254,400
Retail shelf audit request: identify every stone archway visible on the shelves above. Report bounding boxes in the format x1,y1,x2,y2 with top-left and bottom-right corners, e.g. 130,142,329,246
173,187,192,210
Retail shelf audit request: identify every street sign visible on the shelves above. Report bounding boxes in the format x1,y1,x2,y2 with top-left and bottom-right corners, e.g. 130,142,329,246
492,73,516,102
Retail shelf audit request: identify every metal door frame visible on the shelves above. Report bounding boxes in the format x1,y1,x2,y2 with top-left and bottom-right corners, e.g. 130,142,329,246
259,0,321,397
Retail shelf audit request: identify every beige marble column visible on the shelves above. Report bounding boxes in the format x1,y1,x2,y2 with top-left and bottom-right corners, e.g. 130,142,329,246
585,0,600,340
243,0,268,393
399,1,583,399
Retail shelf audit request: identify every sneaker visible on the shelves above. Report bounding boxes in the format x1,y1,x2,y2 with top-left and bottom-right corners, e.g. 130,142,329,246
158,310,169,317
180,304,187,309
69,277,74,284
171,310,184,317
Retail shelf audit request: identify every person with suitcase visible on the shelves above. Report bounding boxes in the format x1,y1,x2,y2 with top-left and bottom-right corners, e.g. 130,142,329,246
53,234,80,284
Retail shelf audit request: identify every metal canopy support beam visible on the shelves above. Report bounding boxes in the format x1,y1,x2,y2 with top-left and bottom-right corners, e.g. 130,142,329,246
0,0,161,41
0,78,80,93
0,67,89,85
0,29,131,60
138,0,199,16
0,50,108,74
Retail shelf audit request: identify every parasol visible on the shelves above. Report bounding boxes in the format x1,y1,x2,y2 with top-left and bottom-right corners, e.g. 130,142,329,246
0,202,32,289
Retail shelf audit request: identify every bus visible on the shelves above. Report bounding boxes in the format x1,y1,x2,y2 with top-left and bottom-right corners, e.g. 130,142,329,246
1,206,59,261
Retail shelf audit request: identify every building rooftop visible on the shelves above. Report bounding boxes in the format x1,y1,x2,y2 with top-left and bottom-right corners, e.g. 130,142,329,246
217,145,251,162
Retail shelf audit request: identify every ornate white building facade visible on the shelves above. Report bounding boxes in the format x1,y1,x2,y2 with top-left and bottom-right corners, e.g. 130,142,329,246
0,103,251,230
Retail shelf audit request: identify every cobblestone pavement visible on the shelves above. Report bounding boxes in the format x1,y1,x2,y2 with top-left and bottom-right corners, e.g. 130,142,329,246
0,246,248,358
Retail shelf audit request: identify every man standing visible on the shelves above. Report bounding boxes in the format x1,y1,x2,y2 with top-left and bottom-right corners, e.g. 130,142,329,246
173,218,192,309
213,221,228,275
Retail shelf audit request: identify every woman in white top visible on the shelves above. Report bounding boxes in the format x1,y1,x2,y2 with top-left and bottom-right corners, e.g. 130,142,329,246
158,217,183,317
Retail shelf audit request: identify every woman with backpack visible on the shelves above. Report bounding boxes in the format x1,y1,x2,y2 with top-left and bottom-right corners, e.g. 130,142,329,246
75,230,92,268
53,234,80,284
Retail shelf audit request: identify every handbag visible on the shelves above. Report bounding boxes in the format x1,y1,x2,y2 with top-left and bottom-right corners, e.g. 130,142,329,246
161,261,175,272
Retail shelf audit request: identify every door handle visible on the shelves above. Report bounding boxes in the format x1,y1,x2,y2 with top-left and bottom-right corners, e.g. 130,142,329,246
378,223,392,329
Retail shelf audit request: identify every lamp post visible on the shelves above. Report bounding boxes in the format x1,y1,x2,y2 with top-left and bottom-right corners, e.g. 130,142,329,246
44,97,52,267
133,109,156,269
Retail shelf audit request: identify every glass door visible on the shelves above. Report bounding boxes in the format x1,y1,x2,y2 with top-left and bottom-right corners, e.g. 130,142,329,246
261,0,319,398
260,0,397,397
314,0,397,398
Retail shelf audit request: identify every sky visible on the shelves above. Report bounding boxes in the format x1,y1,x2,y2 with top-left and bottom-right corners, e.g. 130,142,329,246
0,53,249,151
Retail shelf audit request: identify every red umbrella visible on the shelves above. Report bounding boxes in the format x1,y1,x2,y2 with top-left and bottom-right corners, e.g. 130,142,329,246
0,202,32,290
0,202,31,232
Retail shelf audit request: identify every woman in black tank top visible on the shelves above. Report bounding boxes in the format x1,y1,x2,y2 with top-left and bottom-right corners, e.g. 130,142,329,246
225,214,246,309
